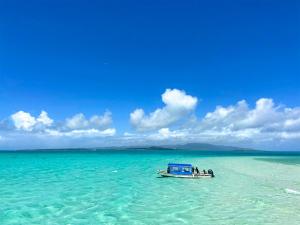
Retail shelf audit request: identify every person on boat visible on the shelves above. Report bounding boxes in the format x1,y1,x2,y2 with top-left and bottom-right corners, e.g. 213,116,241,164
195,167,199,174
167,167,170,173
192,167,195,174
203,169,206,174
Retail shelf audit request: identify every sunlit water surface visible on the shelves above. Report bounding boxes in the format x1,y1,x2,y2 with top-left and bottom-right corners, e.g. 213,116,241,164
1,150,300,225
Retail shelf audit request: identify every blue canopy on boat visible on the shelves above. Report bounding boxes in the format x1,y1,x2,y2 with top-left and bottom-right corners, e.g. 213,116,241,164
167,163,193,175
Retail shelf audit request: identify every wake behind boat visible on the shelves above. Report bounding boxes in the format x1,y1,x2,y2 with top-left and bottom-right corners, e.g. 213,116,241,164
158,163,215,178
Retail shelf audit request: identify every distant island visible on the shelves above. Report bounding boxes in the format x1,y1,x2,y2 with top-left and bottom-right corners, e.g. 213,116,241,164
2,142,259,152
123,143,257,151
3,143,300,155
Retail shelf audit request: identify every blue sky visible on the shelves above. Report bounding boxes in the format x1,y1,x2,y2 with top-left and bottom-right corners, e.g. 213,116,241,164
0,0,299,150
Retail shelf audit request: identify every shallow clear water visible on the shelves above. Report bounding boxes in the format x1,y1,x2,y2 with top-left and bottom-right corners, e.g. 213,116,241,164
1,150,300,225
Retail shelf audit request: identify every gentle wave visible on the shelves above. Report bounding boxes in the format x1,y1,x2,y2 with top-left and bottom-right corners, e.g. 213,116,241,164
285,188,300,195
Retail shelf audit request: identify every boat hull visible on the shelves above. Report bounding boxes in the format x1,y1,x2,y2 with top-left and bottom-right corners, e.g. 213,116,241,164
158,171,213,178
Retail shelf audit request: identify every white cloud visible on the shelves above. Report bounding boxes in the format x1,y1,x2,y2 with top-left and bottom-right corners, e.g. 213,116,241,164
11,110,53,131
65,111,112,130
45,128,116,138
65,113,89,129
130,89,197,131
200,98,300,134
149,128,188,140
90,111,112,128
162,88,198,110
181,98,300,147
37,111,53,126
123,132,134,137
11,111,36,131
279,132,300,140
6,110,116,142
3,94,300,150
126,97,300,149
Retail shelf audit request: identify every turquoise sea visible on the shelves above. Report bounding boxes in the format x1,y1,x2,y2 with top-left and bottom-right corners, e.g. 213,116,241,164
1,150,300,225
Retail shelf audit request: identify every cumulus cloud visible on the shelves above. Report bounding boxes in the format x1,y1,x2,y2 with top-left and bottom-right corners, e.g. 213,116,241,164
199,98,300,135
65,111,112,130
148,128,188,140
6,110,116,141
36,111,54,126
126,96,300,150
65,113,88,130
153,98,300,148
2,92,300,150
130,89,197,131
11,110,53,131
45,128,116,138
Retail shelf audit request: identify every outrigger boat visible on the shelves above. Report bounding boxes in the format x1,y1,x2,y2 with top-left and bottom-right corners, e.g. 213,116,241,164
158,163,214,178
